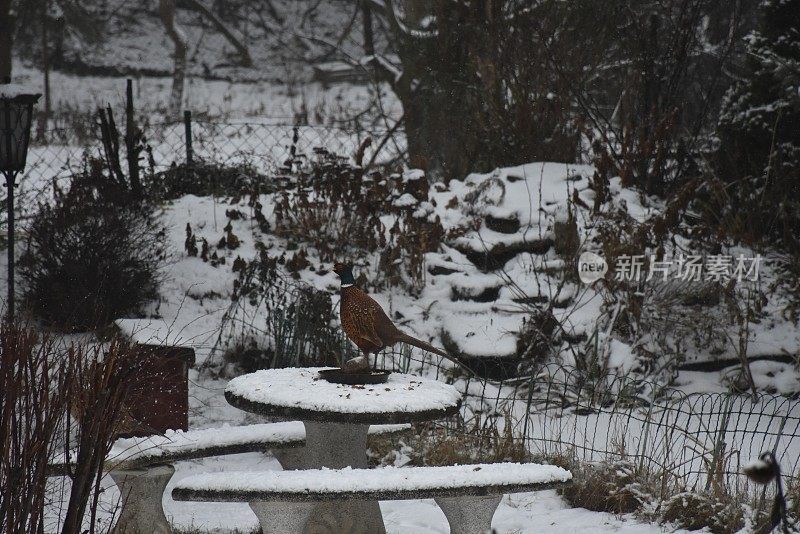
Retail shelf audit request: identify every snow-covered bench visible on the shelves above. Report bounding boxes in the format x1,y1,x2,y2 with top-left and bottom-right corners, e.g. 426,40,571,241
172,462,572,534
49,422,409,534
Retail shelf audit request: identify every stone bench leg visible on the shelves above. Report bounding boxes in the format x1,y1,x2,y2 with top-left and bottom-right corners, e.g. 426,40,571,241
434,495,502,534
110,464,174,534
250,501,315,534
272,447,307,470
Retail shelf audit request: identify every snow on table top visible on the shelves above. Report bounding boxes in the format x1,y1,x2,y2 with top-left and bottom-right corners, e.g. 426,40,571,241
172,462,572,500
225,368,462,422
50,422,409,471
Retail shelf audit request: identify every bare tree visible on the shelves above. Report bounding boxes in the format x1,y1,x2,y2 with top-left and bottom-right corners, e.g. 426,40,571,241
159,0,255,113
0,0,14,80
363,0,754,187
369,0,580,181
159,0,188,115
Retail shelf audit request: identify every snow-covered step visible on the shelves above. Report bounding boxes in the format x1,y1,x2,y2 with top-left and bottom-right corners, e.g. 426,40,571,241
484,213,521,234
438,312,524,379
452,232,553,273
440,272,505,303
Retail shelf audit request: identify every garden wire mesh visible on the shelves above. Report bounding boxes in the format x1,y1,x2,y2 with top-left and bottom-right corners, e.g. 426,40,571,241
374,349,800,489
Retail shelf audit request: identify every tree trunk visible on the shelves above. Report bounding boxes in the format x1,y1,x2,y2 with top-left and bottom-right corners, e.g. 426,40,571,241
400,88,477,181
159,0,187,116
125,79,142,197
37,1,51,142
362,0,374,56
0,0,14,81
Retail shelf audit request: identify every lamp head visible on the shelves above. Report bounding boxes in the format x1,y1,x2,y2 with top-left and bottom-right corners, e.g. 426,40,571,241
0,84,41,174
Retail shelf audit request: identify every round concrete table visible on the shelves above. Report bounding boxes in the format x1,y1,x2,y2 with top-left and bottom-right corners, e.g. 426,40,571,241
225,367,462,534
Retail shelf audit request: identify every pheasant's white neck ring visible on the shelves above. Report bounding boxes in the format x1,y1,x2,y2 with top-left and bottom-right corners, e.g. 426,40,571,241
341,283,354,288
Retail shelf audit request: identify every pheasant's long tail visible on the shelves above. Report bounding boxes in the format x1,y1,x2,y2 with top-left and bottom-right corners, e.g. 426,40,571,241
395,332,480,378
397,332,450,359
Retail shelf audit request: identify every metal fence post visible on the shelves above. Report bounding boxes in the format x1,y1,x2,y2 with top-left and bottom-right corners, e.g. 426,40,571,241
183,110,193,166
125,79,141,197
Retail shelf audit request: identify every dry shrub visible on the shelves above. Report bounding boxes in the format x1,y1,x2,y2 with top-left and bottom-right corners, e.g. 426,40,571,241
273,149,444,293
0,325,73,533
1,323,143,533
516,309,559,363
212,255,354,377
530,450,575,473
662,491,744,533
151,159,271,200
375,415,529,467
788,475,800,523
537,452,744,533
560,459,652,514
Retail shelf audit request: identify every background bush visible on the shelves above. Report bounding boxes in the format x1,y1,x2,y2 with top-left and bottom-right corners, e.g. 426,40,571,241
20,161,165,331
151,159,272,200
711,0,800,251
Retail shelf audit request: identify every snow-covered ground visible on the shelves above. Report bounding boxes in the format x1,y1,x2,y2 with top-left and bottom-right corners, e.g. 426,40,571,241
35,164,711,532
11,60,798,532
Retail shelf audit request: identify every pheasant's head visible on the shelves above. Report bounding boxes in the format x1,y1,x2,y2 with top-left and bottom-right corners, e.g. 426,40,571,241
333,262,356,286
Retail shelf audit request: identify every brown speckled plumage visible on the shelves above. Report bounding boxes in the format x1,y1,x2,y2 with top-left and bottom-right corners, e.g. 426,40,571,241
333,263,451,362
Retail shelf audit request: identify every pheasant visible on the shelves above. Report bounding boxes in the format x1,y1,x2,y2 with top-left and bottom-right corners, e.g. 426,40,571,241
333,262,455,373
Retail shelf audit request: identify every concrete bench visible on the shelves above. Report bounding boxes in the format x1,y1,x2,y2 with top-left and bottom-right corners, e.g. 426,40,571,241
172,462,572,534
49,422,409,534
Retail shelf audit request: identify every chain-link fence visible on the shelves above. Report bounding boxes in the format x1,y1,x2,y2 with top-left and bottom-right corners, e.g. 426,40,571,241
10,114,405,233
149,117,406,174
23,115,406,196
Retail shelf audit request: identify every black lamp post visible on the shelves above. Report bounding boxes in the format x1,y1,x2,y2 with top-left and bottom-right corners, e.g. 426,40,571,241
0,84,41,322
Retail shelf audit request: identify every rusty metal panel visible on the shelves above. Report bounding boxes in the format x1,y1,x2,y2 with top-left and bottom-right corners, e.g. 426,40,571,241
118,345,195,438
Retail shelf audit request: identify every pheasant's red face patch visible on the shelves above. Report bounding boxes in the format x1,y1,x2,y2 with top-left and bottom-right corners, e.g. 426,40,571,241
333,262,346,275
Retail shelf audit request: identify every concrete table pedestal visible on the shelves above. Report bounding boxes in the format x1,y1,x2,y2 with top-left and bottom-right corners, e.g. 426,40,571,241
302,421,384,534
435,495,503,534
249,501,315,534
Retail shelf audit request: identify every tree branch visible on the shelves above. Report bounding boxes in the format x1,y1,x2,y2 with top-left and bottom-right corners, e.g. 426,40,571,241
179,0,253,67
